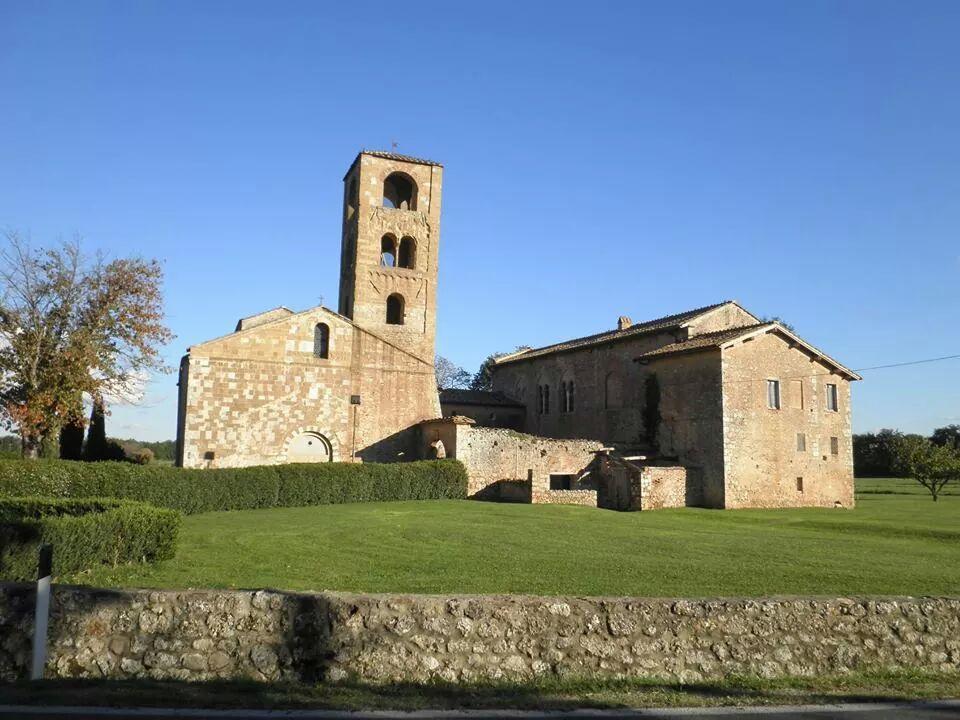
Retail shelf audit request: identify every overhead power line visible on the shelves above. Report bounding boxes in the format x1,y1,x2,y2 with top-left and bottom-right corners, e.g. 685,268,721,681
855,354,960,372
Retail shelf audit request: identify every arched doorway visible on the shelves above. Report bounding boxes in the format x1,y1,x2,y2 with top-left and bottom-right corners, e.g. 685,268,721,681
287,431,332,463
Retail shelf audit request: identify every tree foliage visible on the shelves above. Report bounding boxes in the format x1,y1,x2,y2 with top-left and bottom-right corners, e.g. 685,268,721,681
852,429,905,477
0,231,173,457
891,433,960,502
470,347,531,391
434,355,471,390
931,424,960,450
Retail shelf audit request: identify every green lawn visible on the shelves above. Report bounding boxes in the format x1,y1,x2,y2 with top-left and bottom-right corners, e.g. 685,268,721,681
65,478,959,597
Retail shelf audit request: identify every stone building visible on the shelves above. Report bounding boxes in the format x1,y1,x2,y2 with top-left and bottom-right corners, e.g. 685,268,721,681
488,302,861,508
176,151,444,467
176,150,860,511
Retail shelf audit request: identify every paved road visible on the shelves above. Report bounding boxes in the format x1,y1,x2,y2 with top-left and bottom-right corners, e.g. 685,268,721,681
1,700,959,719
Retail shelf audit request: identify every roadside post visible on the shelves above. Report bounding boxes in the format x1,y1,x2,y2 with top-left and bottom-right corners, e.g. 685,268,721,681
31,543,53,680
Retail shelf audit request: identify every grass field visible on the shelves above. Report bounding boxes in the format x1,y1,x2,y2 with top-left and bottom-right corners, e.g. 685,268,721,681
64,478,959,597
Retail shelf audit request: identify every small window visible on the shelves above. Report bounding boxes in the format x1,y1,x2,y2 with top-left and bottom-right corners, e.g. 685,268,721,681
796,477,804,492
382,172,417,210
796,433,806,452
398,236,416,269
550,474,574,490
314,323,330,359
789,379,804,409
380,234,397,267
604,372,622,409
386,293,405,325
766,379,781,410
825,383,839,412
543,384,550,415
830,436,839,455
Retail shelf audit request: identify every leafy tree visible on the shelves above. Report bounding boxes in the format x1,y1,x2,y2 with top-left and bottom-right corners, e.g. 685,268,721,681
761,315,797,333
470,347,531,391
891,433,959,502
852,429,905,477
931,424,960,450
434,355,471,390
0,231,174,457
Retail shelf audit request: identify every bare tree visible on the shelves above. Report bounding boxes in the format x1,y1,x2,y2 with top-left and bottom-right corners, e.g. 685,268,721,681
0,231,174,458
434,355,471,390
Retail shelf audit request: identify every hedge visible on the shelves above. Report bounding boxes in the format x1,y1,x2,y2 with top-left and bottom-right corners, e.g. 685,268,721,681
0,497,181,581
0,459,468,514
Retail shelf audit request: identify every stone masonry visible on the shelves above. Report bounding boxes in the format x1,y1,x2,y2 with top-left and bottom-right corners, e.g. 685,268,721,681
176,151,443,467
491,302,861,509
1,584,958,684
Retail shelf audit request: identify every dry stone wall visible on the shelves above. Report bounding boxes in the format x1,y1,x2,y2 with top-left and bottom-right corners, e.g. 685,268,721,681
1,584,958,685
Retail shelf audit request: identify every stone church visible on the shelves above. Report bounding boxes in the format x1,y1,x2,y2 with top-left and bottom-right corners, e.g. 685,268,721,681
177,150,860,510
176,151,443,467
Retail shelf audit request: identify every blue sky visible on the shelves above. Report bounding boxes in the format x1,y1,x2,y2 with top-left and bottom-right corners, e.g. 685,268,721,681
2,1,958,440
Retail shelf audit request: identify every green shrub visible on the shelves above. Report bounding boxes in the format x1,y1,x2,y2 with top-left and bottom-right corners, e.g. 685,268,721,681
276,460,468,506
0,497,180,581
0,459,468,514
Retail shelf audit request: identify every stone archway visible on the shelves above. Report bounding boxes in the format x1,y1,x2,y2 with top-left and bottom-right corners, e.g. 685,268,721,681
287,431,333,463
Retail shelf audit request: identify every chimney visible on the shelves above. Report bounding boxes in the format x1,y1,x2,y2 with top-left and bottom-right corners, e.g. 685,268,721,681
617,315,633,331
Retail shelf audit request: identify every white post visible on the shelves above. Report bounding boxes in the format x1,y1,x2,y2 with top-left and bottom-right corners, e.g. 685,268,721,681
30,544,52,681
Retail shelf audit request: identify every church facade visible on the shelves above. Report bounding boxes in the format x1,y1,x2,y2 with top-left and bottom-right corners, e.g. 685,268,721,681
176,151,443,468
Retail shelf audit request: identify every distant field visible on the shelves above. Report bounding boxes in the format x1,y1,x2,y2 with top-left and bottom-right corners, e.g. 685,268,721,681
65,477,960,597
856,476,958,496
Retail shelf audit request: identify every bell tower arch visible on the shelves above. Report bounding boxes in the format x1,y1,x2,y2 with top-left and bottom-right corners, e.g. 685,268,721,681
338,150,443,362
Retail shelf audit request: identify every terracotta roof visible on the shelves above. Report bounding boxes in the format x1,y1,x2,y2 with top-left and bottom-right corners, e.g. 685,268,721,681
439,389,525,408
637,324,770,359
636,322,862,381
494,301,735,365
362,150,443,167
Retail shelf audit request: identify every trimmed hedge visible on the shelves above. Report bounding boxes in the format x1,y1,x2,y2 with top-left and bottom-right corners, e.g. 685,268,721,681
0,497,181,581
0,459,468,514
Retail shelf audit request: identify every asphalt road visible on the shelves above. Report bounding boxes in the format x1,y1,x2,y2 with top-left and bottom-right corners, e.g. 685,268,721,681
1,700,959,719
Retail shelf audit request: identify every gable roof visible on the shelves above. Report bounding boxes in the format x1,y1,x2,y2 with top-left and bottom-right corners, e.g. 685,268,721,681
494,301,745,366
636,322,862,381
361,149,443,167
439,389,525,408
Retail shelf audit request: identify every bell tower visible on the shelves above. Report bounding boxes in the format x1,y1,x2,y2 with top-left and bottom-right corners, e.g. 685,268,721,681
338,151,443,363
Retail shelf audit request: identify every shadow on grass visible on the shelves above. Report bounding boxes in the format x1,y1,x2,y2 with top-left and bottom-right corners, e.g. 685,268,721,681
2,672,959,712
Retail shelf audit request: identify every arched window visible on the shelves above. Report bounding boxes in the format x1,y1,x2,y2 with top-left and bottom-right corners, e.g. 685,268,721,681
386,293,405,325
398,236,417,269
380,234,397,267
314,323,330,359
382,172,417,210
288,431,332,463
344,177,358,221
605,372,622,409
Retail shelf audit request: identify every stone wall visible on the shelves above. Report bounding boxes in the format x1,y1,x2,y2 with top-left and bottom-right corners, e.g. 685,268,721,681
597,455,687,511
721,332,855,509
2,584,958,684
178,306,440,468
530,489,597,507
418,418,603,499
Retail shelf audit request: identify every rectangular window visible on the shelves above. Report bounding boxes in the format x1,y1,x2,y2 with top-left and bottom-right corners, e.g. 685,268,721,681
825,383,839,412
830,436,839,455
549,474,574,490
766,379,781,410
789,379,804,409
796,433,806,452
796,477,804,492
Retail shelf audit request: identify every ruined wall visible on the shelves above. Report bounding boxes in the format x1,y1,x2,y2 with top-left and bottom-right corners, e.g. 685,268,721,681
721,333,855,509
596,456,687,511
438,402,525,430
2,584,958,684
419,420,602,499
178,307,439,468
